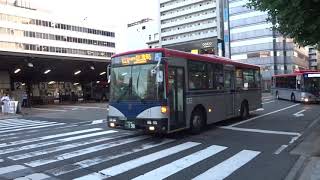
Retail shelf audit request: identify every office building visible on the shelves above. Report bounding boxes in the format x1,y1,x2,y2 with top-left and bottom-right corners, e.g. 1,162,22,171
159,0,224,55
308,46,319,70
126,18,160,51
0,0,116,103
225,0,309,90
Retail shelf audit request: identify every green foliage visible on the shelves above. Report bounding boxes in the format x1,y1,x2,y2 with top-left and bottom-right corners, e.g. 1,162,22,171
247,0,320,49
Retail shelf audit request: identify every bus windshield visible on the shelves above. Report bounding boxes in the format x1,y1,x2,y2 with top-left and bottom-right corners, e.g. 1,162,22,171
110,64,164,102
304,76,320,93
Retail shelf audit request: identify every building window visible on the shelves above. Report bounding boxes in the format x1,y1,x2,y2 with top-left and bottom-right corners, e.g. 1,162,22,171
142,26,146,30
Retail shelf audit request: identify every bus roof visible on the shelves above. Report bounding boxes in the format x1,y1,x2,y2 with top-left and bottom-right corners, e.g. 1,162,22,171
112,48,260,69
272,70,320,77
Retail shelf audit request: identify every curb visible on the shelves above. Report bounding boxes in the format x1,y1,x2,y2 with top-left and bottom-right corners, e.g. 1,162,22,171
284,156,308,180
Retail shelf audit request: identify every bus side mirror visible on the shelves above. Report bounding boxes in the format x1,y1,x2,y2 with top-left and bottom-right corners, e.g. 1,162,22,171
156,71,163,83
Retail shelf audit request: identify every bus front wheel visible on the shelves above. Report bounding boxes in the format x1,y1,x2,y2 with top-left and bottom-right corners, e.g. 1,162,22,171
190,110,204,134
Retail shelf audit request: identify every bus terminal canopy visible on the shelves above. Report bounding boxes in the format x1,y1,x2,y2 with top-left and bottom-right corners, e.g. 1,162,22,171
0,53,109,83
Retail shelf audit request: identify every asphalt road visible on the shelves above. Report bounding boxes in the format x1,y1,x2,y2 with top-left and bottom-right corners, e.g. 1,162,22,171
0,95,320,180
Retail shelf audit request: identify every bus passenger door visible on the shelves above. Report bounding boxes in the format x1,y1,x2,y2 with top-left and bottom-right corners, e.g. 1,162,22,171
224,68,235,117
168,67,185,131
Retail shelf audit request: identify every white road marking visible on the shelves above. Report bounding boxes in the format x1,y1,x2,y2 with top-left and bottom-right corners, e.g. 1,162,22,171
262,100,275,104
289,136,300,144
92,119,105,124
60,105,107,109
0,159,3,162
47,139,175,176
74,142,201,180
193,150,260,180
0,128,102,148
0,123,65,134
263,98,271,101
0,165,27,175
293,109,306,117
229,104,300,127
274,145,288,155
0,119,52,127
0,121,60,131
263,96,273,99
0,130,118,155
0,124,78,139
255,108,264,112
32,108,67,112
133,145,227,180
220,126,301,136
8,131,121,160
25,136,149,167
14,173,51,180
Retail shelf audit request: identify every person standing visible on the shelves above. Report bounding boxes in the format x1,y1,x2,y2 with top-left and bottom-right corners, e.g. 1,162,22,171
1,94,10,115
22,91,28,107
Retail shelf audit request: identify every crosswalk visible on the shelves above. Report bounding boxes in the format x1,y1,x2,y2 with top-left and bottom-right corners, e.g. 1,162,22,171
0,118,261,180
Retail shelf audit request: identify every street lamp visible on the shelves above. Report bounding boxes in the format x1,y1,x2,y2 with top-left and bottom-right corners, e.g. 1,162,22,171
74,70,81,75
100,72,106,76
14,68,21,74
44,69,51,74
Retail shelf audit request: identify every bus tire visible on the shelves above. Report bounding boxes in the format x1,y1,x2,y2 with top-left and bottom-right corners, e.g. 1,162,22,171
190,109,204,134
240,101,249,120
291,94,296,102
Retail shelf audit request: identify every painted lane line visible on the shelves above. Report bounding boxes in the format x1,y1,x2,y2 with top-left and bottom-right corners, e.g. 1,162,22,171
133,145,227,180
0,159,3,162
0,123,65,134
74,142,201,180
0,124,78,139
263,96,273,99
14,173,51,180
0,119,53,127
255,108,264,112
92,119,105,124
293,109,306,117
0,122,61,131
61,105,107,109
32,108,67,112
47,139,175,176
263,98,271,101
289,136,300,144
261,100,275,104
0,128,103,148
229,104,300,127
8,131,122,160
0,165,27,175
220,126,301,136
274,145,288,155
0,130,118,155
193,150,260,180
25,136,149,167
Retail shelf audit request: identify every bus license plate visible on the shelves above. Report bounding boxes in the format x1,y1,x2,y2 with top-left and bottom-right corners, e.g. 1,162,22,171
125,121,135,129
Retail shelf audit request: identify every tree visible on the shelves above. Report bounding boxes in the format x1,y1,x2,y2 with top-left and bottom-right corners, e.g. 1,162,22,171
247,0,320,49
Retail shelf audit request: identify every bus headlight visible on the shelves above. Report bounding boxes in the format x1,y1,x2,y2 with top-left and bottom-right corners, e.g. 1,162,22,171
161,106,168,114
304,98,309,102
149,126,155,131
147,121,152,125
110,122,115,127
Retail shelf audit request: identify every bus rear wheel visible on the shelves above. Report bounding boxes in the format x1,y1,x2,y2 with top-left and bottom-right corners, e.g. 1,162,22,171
240,102,249,120
190,110,204,134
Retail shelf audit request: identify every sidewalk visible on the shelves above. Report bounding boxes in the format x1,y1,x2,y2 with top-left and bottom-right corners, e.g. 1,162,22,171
287,121,320,180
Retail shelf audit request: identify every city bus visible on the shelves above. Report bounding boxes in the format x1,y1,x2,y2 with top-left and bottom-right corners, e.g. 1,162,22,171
107,48,262,134
272,70,320,102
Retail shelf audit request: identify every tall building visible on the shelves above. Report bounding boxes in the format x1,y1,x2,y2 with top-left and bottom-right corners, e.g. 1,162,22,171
308,46,319,70
225,0,309,90
0,0,116,103
159,0,224,55
126,18,160,51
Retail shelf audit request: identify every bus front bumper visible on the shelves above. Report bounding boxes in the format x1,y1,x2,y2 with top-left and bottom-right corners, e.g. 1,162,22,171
107,118,168,133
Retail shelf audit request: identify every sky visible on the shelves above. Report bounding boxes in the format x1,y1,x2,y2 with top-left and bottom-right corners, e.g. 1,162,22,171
31,0,158,51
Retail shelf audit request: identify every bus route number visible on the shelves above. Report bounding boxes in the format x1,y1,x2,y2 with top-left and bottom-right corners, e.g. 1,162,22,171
125,121,136,129
187,98,193,104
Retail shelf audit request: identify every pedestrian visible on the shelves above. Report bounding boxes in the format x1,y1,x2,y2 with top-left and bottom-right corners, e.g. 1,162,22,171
1,93,10,115
22,91,28,107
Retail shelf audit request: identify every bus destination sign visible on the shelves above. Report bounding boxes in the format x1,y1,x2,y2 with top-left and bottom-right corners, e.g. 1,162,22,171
113,52,162,65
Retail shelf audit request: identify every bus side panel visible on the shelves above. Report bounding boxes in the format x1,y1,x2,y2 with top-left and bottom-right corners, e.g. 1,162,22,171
186,92,227,126
235,90,262,116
